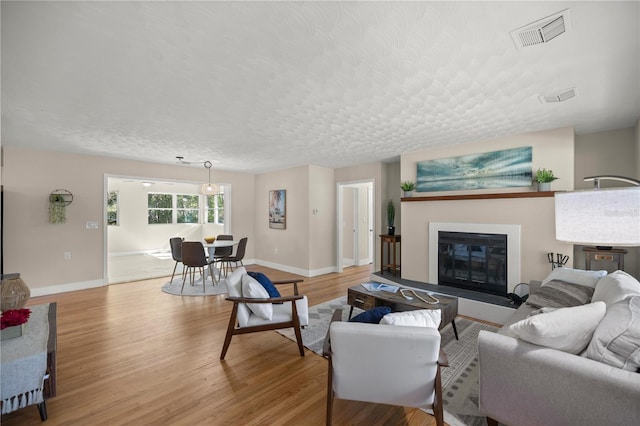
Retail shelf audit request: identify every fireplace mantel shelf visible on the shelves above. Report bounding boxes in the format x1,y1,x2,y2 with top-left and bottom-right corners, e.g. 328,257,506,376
402,191,558,202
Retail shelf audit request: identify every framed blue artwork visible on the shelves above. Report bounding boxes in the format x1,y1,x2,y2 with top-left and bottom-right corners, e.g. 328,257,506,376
417,146,532,192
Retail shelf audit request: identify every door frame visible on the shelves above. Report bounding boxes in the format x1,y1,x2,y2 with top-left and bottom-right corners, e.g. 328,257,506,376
336,179,374,273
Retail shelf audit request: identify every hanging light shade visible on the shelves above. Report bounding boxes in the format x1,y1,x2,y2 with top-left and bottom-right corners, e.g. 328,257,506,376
201,160,219,196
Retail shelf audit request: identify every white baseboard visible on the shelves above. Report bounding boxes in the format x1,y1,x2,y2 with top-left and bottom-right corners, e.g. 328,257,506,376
253,259,337,277
30,279,106,297
108,249,169,257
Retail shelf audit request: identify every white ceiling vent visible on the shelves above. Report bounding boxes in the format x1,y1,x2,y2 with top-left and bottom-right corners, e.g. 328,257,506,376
511,9,571,49
538,88,577,104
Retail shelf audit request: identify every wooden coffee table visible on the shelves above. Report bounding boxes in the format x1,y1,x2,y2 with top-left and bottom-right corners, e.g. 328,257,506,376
347,285,459,339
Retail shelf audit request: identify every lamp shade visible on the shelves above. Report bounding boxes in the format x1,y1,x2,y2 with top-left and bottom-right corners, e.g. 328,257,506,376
201,182,219,196
555,187,640,246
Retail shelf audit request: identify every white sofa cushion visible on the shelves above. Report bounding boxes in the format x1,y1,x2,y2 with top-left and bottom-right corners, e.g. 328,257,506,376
509,302,606,354
541,267,607,289
591,270,640,308
586,296,640,371
225,267,251,327
380,309,441,328
242,274,273,320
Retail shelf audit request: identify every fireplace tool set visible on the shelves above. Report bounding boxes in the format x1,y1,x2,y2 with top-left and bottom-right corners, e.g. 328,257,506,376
547,252,569,270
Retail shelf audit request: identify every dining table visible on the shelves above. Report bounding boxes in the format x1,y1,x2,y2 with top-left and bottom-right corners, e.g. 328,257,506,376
203,240,238,284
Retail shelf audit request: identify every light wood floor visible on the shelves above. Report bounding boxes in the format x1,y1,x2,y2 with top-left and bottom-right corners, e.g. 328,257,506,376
3,265,443,426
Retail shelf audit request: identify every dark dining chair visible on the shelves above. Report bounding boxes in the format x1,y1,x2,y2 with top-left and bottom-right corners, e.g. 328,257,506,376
221,237,247,274
213,234,234,276
169,237,184,283
180,241,215,293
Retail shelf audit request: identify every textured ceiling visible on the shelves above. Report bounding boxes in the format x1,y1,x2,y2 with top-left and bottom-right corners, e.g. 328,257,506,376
2,1,639,173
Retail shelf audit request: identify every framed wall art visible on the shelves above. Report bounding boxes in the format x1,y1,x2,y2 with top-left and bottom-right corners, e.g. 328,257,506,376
416,146,532,192
269,189,286,229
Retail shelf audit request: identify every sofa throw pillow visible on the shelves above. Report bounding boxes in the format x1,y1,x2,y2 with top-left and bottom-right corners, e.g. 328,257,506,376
541,267,607,289
349,306,392,324
509,302,606,354
241,274,273,320
591,270,640,308
247,271,281,298
586,296,640,371
526,279,594,309
379,309,441,329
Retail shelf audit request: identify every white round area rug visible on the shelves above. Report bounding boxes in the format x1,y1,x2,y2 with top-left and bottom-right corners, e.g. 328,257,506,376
161,277,228,296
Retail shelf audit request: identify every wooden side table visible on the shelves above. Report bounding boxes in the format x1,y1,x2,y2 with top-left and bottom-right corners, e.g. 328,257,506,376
380,234,401,276
584,247,627,273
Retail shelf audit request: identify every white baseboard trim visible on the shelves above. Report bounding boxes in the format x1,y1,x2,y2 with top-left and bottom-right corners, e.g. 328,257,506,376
458,299,514,325
253,260,337,278
109,249,170,257
30,279,106,297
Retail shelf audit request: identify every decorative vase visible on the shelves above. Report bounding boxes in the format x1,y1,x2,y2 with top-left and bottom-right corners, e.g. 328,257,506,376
388,226,396,236
0,273,30,311
403,191,413,198
538,182,551,192
1,324,24,341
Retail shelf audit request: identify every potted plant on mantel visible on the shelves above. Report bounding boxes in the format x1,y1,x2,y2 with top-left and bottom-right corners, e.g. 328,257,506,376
387,200,395,235
534,168,558,191
400,181,416,197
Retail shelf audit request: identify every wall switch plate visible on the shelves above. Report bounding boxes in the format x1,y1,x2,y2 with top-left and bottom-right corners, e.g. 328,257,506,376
64,252,71,260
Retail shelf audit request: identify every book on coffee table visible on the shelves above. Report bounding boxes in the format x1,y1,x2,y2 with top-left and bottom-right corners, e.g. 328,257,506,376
361,282,399,293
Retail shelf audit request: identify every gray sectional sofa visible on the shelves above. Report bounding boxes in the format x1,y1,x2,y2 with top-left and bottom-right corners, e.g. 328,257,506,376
478,268,640,426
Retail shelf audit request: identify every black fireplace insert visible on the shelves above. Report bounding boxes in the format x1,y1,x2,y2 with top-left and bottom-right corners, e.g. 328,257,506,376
438,231,507,296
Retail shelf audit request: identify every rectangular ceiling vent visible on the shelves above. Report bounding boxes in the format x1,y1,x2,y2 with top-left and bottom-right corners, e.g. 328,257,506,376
511,9,571,49
538,88,577,104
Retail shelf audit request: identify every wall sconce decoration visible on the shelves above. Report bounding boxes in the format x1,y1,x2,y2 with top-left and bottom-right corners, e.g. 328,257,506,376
49,189,73,224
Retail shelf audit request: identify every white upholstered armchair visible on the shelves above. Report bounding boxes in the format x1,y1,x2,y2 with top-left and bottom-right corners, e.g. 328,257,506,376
322,310,448,426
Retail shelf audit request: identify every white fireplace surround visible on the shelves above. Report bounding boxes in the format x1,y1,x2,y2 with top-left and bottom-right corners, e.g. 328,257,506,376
428,222,521,290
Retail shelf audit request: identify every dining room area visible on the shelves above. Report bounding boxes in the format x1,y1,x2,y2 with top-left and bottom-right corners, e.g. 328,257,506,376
106,176,234,285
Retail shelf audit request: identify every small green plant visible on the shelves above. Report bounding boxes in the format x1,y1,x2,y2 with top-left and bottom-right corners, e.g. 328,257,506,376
400,181,416,191
48,193,69,224
387,200,395,227
534,168,558,183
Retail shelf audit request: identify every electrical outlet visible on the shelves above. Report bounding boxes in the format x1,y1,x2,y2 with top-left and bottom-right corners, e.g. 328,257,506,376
64,252,71,260
275,248,278,255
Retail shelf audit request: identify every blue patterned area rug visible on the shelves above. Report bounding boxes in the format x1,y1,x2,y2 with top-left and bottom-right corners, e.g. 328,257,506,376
276,296,499,426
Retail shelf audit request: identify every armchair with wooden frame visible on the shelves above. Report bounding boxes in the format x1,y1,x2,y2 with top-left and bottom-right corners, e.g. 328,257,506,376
220,267,309,360
322,309,448,426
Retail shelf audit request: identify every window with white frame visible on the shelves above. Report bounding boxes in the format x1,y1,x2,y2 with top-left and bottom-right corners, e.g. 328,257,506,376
148,193,173,224
177,194,199,223
107,191,119,226
206,193,224,224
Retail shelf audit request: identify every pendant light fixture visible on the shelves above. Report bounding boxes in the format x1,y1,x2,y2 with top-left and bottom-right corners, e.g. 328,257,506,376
201,160,218,196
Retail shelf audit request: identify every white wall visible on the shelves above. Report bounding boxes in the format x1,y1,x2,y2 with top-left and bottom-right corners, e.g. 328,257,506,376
107,179,225,254
2,147,255,292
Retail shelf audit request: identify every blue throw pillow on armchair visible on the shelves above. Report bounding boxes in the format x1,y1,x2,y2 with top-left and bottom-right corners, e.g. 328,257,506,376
349,306,392,324
247,271,281,298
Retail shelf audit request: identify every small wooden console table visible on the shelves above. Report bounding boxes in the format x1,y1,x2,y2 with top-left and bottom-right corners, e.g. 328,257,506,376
584,247,627,272
380,234,401,277
347,285,459,339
